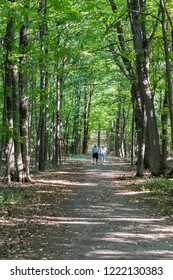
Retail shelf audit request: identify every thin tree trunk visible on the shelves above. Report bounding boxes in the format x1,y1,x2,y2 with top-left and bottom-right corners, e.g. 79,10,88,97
82,86,93,154
161,90,169,168
115,106,121,157
71,87,81,154
36,0,48,171
55,74,63,166
131,103,135,166
98,123,101,149
136,106,147,176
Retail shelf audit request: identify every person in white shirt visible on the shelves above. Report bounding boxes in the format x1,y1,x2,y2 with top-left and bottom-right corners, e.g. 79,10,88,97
100,146,106,164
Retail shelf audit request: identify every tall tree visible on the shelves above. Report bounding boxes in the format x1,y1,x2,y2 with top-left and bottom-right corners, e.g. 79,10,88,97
3,0,15,182
108,0,145,174
160,0,173,151
127,0,163,176
18,0,31,181
36,0,49,171
82,85,93,154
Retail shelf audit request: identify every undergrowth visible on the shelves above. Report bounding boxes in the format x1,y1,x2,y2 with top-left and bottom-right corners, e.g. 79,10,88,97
137,178,173,217
0,185,35,207
67,153,87,158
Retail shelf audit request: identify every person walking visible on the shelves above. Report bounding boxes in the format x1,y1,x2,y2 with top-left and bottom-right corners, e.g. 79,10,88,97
100,145,106,164
92,144,99,165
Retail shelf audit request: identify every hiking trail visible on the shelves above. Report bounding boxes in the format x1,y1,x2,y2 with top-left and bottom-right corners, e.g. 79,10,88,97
0,157,173,259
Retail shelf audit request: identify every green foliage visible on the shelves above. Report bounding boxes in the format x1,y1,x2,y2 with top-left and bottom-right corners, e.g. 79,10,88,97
137,178,173,216
67,153,87,158
0,186,36,206
141,177,173,192
0,0,173,170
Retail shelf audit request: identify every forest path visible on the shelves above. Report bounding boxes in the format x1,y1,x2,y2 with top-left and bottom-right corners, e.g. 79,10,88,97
1,157,173,259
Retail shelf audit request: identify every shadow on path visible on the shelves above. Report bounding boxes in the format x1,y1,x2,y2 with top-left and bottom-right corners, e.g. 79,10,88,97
0,157,173,259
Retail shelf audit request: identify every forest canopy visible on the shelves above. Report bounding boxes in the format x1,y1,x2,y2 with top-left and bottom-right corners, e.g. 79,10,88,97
0,0,173,181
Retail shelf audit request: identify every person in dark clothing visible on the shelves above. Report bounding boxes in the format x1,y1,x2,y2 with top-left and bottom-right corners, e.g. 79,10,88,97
92,144,99,165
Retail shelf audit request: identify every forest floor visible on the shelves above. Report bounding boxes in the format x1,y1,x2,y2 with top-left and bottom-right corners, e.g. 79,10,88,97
0,156,173,260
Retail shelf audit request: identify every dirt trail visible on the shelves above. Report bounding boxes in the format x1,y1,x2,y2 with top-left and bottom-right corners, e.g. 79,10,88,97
0,157,173,259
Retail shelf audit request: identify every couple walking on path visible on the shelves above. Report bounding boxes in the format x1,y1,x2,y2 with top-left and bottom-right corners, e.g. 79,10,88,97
92,144,106,165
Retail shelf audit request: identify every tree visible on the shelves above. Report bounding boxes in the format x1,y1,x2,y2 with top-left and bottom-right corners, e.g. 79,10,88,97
108,0,146,174
160,0,173,155
1,0,173,181
2,0,32,182
3,4,15,182
127,0,163,176
18,0,31,181
35,0,49,171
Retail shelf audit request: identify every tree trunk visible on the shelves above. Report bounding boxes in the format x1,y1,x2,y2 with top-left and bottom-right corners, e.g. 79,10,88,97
4,8,15,182
3,0,31,182
18,2,31,181
98,123,101,149
161,90,169,169
12,64,24,182
115,106,121,157
108,0,146,174
160,0,173,151
127,0,163,176
130,83,146,175
82,86,93,154
36,0,48,171
71,87,81,154
55,74,63,165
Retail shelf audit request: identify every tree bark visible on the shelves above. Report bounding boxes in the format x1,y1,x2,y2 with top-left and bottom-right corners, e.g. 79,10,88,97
115,105,121,157
36,0,48,171
71,87,81,154
82,86,93,154
12,64,24,181
55,73,63,165
108,0,146,175
18,1,31,181
4,7,15,182
127,0,163,176
161,90,169,169
160,0,173,151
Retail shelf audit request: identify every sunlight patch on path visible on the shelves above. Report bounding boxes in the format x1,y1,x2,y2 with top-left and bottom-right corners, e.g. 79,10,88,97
35,179,98,187
85,249,173,259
